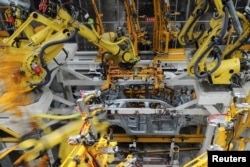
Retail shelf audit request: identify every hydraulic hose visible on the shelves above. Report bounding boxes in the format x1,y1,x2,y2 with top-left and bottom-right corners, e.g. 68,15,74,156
193,6,229,78
30,28,79,87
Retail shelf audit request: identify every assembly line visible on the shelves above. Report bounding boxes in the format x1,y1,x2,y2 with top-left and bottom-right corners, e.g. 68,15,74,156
0,0,250,166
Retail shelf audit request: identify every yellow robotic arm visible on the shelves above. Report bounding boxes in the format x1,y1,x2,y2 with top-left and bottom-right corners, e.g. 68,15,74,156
212,10,250,85
187,0,229,76
187,0,250,84
186,0,244,84
222,10,250,60
184,98,250,167
178,0,210,46
0,1,138,92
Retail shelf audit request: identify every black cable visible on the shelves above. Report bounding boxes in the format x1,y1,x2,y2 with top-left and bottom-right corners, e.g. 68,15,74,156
62,48,68,61
101,51,110,63
52,47,69,65
193,46,221,78
12,37,28,48
30,28,79,87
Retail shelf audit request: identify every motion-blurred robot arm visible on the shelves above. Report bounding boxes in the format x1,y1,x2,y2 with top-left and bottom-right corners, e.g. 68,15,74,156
17,92,117,166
